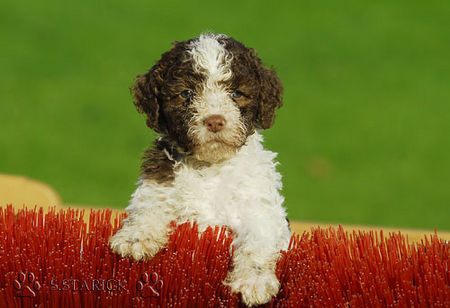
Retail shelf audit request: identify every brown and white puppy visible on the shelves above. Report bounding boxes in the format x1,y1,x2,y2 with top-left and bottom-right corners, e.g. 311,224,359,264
109,33,291,306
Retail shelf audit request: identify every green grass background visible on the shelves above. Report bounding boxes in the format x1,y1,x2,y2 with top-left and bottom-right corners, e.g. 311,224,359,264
1,0,449,230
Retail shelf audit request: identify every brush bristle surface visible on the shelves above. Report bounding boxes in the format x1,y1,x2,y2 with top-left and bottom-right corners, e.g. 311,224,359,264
0,205,448,307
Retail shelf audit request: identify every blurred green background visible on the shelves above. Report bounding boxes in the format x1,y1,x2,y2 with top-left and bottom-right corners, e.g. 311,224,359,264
1,0,449,230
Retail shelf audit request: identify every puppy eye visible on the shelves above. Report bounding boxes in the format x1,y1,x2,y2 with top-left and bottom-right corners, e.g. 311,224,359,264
180,90,193,99
231,90,244,99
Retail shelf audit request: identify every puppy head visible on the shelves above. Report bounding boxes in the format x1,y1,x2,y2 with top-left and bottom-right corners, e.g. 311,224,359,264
132,33,283,163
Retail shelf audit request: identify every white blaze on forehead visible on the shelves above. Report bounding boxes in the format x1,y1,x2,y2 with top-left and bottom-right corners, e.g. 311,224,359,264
187,33,239,122
188,33,233,85
186,33,246,163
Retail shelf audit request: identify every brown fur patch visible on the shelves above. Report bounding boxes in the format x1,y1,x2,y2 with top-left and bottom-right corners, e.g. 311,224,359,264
140,138,181,183
132,39,205,154
220,37,284,130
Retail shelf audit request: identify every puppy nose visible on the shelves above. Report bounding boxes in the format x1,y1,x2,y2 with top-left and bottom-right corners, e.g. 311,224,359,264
204,114,227,132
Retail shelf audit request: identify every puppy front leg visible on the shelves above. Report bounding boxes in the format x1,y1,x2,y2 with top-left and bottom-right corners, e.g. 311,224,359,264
225,249,280,306
224,222,290,306
109,208,173,261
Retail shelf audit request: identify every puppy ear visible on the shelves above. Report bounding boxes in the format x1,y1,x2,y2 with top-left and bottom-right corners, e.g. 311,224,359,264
257,67,283,129
131,69,165,133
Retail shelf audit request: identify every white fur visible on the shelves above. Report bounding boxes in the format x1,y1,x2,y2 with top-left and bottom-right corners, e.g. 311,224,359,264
110,132,291,306
188,33,233,84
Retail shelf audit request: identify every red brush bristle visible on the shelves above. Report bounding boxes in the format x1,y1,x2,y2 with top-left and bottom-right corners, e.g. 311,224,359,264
0,205,448,307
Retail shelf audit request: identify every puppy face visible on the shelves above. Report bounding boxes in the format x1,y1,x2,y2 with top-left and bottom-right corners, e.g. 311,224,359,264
133,33,283,163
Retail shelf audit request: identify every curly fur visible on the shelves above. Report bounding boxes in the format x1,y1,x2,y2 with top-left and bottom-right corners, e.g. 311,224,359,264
110,33,289,306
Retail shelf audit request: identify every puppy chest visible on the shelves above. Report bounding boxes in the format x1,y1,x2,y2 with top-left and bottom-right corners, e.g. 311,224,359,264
172,160,279,216
173,165,243,209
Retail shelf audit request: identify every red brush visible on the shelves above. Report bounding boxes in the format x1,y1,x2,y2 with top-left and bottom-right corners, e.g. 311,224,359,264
0,205,448,307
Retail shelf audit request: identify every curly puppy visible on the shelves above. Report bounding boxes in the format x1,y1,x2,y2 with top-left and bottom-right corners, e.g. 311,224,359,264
109,33,291,306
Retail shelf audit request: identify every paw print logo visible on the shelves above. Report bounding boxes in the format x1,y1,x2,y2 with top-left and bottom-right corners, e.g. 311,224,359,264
136,272,163,298
13,271,41,298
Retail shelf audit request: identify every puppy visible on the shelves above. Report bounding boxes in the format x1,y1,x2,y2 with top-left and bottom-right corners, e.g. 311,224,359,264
109,33,291,306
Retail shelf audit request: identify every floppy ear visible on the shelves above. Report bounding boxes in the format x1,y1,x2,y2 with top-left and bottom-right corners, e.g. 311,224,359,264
257,67,283,129
131,68,165,133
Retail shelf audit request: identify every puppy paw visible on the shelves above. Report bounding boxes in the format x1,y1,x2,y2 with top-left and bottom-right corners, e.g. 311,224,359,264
109,230,167,261
224,269,280,307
